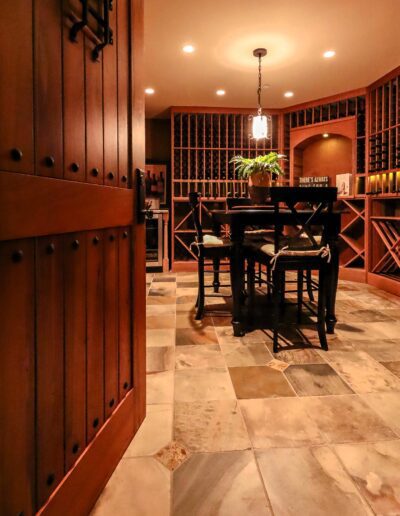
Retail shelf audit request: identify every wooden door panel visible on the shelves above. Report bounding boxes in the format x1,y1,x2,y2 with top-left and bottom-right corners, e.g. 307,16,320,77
0,173,133,242
0,240,35,515
85,42,104,184
1,1,145,513
63,0,86,182
86,231,105,442
103,6,119,187
64,232,87,472
117,0,129,188
35,236,65,507
0,1,34,174
34,0,63,178
104,229,119,418
118,227,133,398
39,392,136,516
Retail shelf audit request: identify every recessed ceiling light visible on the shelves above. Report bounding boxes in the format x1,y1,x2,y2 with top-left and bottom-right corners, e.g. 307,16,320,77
216,89,226,96
323,50,336,59
322,133,329,138
182,44,195,54
284,91,294,98
145,87,155,95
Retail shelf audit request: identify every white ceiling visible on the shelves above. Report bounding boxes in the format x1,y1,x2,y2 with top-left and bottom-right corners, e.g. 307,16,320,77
144,0,400,118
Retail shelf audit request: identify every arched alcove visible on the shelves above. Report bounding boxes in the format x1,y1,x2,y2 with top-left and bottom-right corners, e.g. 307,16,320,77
289,117,357,189
293,133,353,187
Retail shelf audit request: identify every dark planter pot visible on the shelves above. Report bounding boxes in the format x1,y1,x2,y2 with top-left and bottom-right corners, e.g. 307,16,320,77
248,185,270,205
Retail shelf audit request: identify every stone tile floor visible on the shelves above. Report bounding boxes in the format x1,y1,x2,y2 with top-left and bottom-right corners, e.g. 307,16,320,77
92,272,400,516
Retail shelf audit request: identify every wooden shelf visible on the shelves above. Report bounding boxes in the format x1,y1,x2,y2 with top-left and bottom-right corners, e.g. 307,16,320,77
371,215,400,220
173,147,280,151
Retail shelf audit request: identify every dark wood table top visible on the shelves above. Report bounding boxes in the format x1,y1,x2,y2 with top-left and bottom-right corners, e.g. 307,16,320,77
211,209,341,235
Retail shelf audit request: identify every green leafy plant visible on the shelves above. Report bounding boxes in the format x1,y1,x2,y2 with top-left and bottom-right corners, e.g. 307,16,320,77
230,152,286,180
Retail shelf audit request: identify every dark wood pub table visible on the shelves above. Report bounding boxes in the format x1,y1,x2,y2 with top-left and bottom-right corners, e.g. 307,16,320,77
211,208,342,337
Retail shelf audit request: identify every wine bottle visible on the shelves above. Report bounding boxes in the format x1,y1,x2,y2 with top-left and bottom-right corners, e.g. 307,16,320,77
151,174,157,195
157,172,164,195
145,170,151,196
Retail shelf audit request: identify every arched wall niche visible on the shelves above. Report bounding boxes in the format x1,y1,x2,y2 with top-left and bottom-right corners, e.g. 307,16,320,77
289,117,357,185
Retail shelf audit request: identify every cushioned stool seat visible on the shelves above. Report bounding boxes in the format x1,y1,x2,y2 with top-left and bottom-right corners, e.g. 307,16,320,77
201,234,232,247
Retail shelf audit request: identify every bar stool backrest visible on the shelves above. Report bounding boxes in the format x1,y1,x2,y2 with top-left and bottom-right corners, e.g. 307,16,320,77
269,187,337,252
188,192,203,243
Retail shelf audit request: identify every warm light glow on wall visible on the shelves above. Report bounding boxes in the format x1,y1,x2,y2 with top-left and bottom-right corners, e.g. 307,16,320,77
182,44,195,53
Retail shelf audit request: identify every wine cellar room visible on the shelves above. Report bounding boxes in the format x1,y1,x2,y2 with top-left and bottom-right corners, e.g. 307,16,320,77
144,74,400,295
2,1,400,515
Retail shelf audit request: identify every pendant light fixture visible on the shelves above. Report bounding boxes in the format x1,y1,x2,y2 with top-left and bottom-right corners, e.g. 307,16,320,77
251,48,270,140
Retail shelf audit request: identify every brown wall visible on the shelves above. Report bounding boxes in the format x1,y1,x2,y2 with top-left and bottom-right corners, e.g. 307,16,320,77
301,136,352,178
145,118,170,163
145,118,171,210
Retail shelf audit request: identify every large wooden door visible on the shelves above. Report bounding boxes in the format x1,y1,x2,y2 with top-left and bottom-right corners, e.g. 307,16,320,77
0,0,145,514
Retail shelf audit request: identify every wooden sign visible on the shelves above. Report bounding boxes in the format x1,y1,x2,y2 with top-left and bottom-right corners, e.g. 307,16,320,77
299,176,330,187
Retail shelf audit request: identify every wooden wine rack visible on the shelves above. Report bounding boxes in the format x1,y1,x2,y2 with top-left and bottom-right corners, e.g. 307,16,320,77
367,68,400,292
283,95,367,183
371,217,400,277
337,199,366,270
369,76,400,177
171,108,282,264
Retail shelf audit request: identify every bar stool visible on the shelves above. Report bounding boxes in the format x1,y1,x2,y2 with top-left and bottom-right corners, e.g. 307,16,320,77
246,187,337,352
226,197,317,301
189,192,232,320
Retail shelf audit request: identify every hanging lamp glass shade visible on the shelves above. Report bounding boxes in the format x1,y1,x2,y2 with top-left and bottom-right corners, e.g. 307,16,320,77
251,48,271,140
252,113,268,140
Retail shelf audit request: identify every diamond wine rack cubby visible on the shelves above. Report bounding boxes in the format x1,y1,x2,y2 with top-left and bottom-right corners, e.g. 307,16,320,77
337,199,366,270
371,217,400,278
370,198,400,285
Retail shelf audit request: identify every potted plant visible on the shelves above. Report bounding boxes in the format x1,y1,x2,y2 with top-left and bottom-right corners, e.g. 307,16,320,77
230,152,286,204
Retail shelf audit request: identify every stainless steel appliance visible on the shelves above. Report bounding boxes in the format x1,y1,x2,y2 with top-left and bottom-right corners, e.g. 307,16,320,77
146,209,169,270
146,213,163,267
